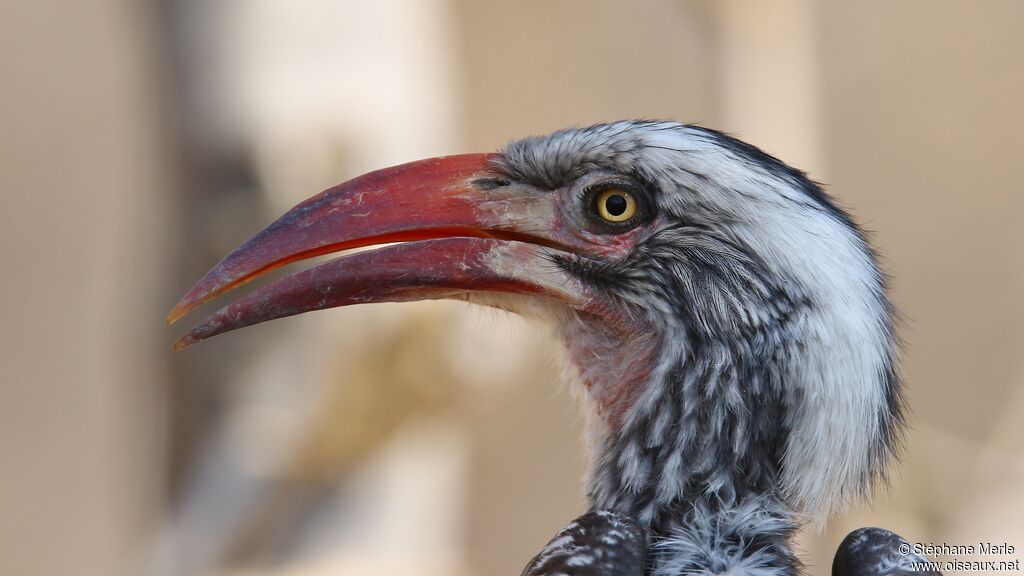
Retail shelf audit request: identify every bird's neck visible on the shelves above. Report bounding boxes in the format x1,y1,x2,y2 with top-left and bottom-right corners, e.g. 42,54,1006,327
581,334,802,575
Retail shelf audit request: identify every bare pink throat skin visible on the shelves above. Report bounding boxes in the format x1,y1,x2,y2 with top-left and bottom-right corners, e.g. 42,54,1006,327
561,312,660,429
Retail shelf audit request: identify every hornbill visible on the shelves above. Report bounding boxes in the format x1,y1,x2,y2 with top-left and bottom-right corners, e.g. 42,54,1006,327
169,121,926,575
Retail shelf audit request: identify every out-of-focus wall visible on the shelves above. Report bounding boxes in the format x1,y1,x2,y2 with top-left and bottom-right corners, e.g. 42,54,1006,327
0,2,172,576
3,1,1024,576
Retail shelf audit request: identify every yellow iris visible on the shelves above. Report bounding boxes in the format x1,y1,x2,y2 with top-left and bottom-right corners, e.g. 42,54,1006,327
596,189,637,222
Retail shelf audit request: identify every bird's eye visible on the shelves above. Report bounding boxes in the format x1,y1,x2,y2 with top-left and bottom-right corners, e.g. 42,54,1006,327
595,189,637,223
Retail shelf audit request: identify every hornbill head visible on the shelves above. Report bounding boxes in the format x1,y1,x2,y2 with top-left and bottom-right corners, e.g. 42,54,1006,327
170,121,902,546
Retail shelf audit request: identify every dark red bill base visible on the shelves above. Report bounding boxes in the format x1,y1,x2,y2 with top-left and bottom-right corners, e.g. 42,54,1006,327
171,238,585,351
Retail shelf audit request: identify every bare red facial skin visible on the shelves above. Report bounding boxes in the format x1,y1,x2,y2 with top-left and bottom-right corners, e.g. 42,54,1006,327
543,192,664,427
545,183,664,261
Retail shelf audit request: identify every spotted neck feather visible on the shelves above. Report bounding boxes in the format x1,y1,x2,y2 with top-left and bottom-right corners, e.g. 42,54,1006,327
574,314,802,575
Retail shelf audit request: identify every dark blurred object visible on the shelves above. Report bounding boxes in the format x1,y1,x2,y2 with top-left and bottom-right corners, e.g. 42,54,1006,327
833,528,941,576
522,511,646,576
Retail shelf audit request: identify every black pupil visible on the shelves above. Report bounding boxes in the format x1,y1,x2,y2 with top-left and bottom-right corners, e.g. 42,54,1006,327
604,194,628,217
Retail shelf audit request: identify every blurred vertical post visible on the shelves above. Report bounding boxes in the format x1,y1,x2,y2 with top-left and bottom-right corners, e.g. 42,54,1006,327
0,2,172,576
714,0,824,177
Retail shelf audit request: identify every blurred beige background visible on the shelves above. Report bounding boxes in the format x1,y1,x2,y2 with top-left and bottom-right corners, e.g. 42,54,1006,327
2,1,1023,575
